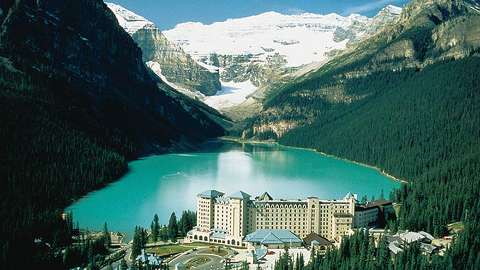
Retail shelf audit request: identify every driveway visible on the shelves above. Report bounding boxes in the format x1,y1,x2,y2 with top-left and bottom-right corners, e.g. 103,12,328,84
168,247,234,270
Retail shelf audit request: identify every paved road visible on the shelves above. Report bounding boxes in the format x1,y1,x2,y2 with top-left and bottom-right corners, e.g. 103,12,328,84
168,247,233,270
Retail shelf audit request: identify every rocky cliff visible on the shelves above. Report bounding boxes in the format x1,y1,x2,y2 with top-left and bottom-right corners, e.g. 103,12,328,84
107,3,221,96
0,0,224,153
165,7,402,91
0,1,224,266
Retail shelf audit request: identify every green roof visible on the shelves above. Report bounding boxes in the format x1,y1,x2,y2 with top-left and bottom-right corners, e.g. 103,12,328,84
229,191,251,199
245,229,303,245
258,192,273,201
197,190,224,198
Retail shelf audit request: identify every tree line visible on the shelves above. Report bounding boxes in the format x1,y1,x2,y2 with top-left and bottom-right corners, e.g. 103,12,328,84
266,56,480,269
131,211,196,260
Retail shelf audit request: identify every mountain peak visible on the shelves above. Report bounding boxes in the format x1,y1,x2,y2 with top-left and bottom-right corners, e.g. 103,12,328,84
164,10,380,67
106,2,154,34
384,4,403,15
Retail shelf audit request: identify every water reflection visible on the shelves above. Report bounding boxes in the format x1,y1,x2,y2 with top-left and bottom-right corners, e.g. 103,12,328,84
67,140,399,236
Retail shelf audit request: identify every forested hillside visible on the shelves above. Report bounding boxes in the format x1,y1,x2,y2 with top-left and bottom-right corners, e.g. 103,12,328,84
0,0,224,268
242,0,480,268
279,57,480,235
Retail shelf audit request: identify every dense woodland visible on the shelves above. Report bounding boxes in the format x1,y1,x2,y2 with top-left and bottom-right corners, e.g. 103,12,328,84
244,2,480,267
260,57,480,269
274,223,480,270
0,64,131,268
0,0,224,268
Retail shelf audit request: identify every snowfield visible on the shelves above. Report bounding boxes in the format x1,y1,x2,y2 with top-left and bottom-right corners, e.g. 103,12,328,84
106,2,155,34
107,3,402,111
204,81,258,110
164,11,372,67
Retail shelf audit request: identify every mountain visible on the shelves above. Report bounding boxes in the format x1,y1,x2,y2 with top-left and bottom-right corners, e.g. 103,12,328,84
0,0,223,267
164,7,402,88
242,0,480,139
106,3,221,96
240,1,480,264
163,7,401,115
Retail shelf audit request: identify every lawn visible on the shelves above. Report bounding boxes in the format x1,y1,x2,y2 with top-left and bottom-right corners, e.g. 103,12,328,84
198,246,229,257
185,256,211,269
146,243,216,257
146,244,192,257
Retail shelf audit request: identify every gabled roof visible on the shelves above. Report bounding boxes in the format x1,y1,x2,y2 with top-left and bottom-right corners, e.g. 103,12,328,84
418,231,434,241
244,229,303,245
229,191,251,199
197,190,224,198
257,192,273,201
303,232,333,246
398,231,425,243
262,232,284,244
356,199,393,211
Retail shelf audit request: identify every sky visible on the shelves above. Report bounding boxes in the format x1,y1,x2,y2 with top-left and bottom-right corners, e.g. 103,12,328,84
107,0,410,30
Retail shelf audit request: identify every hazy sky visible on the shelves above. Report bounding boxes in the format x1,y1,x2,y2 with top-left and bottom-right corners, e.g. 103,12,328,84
106,0,410,30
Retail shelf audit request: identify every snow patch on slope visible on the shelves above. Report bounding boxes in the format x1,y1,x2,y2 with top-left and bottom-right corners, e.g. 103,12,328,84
106,2,154,34
204,81,257,109
384,5,402,15
146,61,203,99
164,11,371,67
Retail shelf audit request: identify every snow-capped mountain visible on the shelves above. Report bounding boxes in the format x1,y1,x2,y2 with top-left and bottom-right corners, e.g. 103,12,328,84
107,2,154,34
164,8,401,68
107,3,221,96
162,6,401,111
107,3,401,111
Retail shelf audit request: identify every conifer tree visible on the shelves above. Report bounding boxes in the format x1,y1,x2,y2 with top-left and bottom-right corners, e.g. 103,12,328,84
168,212,178,241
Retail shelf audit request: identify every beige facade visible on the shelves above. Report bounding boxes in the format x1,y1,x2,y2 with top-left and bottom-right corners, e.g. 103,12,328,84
189,190,357,245
353,200,394,228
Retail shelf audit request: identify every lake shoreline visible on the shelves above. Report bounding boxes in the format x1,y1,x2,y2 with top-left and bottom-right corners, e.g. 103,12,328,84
219,136,408,184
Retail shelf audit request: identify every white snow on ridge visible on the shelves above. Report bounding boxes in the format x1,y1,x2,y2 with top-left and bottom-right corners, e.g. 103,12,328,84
164,11,372,67
384,5,403,15
196,61,219,73
204,81,258,110
106,2,154,34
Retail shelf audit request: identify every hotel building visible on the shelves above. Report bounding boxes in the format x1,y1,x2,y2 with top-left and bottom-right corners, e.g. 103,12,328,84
187,190,358,247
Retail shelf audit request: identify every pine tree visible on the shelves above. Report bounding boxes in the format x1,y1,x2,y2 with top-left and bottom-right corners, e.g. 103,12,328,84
131,226,144,260
120,258,128,270
103,222,111,248
168,212,178,242
151,214,160,243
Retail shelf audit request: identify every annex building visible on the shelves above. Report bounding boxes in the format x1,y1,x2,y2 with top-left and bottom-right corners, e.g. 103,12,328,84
186,190,365,247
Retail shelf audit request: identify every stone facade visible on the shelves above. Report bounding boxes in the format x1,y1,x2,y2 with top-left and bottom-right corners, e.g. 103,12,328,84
187,190,358,246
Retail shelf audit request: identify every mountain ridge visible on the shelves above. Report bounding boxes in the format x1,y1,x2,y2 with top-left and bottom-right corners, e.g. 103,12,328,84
107,2,222,96
0,0,224,267
237,2,480,258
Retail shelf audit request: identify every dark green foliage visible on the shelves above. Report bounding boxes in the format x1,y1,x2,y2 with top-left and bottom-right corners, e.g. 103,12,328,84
103,223,111,248
273,247,294,270
0,0,224,268
150,214,160,243
159,225,169,242
279,57,480,236
303,231,384,270
120,259,128,270
178,210,197,236
261,56,480,270
131,226,147,260
168,213,178,241
62,232,109,270
0,67,128,269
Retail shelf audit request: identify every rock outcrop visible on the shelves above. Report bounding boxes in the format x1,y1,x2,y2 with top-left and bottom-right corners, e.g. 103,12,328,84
107,3,221,96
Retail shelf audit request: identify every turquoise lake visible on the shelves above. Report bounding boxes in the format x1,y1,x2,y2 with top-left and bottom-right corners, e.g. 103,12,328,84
67,140,400,236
